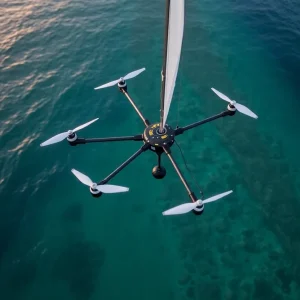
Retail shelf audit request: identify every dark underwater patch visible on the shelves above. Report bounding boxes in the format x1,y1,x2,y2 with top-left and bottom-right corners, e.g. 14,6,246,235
52,239,106,300
276,268,293,294
253,279,281,300
0,257,37,299
61,202,83,223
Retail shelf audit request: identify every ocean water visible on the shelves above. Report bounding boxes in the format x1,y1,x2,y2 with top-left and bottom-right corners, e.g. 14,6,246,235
1,0,300,299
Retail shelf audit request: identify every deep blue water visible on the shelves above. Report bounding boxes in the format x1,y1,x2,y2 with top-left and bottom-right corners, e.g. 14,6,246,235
1,1,300,299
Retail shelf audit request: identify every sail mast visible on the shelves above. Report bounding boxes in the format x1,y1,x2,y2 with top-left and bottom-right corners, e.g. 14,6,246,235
159,0,171,133
159,0,184,133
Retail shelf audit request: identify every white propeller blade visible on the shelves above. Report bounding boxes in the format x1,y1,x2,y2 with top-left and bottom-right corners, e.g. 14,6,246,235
94,79,120,89
40,132,70,146
202,190,233,204
211,88,231,102
234,103,258,119
123,68,145,80
211,87,258,119
71,169,129,194
40,118,99,147
162,190,233,216
72,118,99,132
162,202,198,215
94,68,145,90
71,169,93,186
97,184,129,193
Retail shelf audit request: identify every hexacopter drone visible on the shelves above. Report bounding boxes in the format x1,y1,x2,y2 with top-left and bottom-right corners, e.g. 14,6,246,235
40,0,257,216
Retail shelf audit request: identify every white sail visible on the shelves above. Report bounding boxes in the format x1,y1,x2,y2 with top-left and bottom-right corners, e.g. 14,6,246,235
163,0,185,127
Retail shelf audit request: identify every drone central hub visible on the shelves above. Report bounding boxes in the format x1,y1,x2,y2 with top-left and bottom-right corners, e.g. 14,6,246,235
143,123,175,152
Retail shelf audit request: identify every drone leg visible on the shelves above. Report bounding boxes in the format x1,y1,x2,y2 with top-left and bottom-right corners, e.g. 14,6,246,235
70,134,143,145
163,146,203,215
99,144,150,185
175,110,233,136
120,88,150,126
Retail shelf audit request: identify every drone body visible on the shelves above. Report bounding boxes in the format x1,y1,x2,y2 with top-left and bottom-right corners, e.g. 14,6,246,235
40,0,258,216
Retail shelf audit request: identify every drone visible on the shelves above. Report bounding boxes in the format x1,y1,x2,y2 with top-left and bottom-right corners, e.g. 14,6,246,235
40,0,258,216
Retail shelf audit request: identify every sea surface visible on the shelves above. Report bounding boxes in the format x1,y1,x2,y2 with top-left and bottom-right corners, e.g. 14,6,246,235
1,0,300,299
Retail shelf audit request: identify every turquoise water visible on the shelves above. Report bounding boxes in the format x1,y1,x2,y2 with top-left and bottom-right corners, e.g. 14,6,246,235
1,0,300,299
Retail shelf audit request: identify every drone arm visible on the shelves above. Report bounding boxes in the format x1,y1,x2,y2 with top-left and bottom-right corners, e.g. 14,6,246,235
98,143,150,185
120,88,150,126
70,135,143,145
175,110,231,136
163,146,198,203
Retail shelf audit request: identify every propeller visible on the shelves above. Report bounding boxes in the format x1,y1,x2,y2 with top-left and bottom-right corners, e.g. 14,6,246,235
40,118,99,147
211,88,258,119
94,68,146,90
71,169,129,193
162,190,233,216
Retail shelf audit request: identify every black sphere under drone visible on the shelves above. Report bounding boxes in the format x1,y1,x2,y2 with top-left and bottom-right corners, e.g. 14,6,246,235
40,1,258,216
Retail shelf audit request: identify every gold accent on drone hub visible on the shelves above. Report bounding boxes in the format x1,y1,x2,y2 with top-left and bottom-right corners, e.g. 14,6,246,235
143,123,175,151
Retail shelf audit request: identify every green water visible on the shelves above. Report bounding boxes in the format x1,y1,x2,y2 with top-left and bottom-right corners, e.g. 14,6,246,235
1,0,300,299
